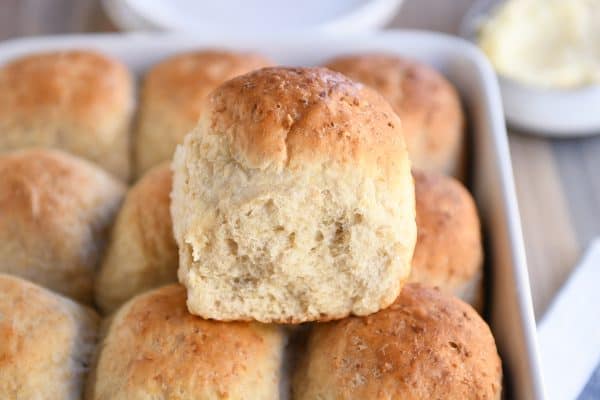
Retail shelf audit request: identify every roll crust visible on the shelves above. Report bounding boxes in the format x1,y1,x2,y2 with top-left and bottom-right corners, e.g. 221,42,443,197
412,170,483,308
88,284,284,400
0,274,99,400
0,50,134,180
293,283,502,400
0,148,125,303
134,50,273,175
325,54,465,177
95,163,178,313
207,66,406,175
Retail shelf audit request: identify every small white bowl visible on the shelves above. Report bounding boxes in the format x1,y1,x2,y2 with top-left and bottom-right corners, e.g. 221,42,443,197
103,0,404,35
499,77,600,137
460,0,600,137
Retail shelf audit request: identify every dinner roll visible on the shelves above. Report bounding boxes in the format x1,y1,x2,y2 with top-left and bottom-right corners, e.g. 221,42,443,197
0,149,125,303
134,50,273,176
293,283,502,400
171,67,416,323
0,50,134,180
88,284,284,399
95,163,177,313
0,274,99,400
325,54,465,177
411,170,483,308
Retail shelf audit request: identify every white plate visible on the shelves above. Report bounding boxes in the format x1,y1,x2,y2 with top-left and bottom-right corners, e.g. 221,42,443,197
104,0,404,34
0,30,545,399
460,0,600,137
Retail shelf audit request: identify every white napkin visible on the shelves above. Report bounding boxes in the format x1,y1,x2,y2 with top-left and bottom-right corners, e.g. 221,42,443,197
537,238,600,400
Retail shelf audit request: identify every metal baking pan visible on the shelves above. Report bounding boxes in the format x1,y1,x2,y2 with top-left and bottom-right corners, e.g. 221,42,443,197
0,30,544,400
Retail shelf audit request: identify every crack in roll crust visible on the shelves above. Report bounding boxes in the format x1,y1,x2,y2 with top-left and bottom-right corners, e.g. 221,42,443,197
0,50,134,180
88,284,284,400
171,67,416,323
325,54,465,178
293,283,502,400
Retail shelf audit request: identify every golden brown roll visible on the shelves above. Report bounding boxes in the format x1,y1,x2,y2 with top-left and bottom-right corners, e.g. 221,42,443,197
134,50,273,176
171,67,416,323
0,50,134,180
411,170,483,309
325,54,465,177
0,274,99,400
293,283,502,400
0,148,125,303
87,284,284,399
95,163,178,313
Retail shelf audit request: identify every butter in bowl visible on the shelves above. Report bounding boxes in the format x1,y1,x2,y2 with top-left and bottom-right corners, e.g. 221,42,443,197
461,0,600,136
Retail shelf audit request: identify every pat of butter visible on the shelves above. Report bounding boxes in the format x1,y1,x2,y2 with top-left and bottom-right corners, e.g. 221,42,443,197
478,0,600,88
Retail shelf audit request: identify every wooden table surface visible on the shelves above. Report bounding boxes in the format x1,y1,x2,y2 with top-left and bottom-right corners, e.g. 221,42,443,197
1,0,596,320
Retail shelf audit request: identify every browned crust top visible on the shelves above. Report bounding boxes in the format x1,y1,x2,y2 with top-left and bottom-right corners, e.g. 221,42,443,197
206,66,408,180
98,284,281,394
142,50,273,122
0,50,132,123
300,284,501,399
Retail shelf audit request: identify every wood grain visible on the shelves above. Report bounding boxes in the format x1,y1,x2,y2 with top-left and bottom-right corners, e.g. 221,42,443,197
554,137,600,245
509,133,581,315
0,0,114,40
